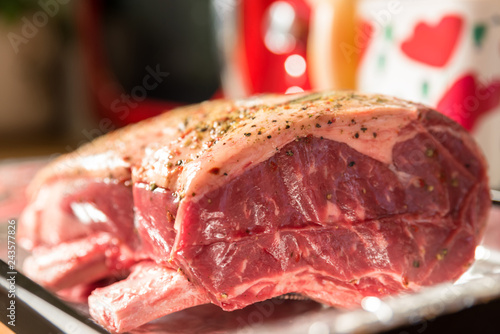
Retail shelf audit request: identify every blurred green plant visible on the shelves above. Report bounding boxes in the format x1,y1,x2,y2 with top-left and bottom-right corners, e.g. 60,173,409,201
0,0,39,22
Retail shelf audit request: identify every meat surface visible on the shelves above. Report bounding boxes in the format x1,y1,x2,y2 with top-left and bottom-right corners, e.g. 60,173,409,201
19,91,490,332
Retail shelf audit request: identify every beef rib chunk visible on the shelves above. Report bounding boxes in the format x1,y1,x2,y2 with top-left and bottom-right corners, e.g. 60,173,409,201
19,92,490,332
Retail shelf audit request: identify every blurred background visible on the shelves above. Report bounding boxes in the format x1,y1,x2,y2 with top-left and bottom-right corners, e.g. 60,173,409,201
0,0,499,183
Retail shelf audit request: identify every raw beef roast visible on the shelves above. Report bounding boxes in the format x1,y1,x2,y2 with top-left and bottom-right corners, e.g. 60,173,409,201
19,91,490,332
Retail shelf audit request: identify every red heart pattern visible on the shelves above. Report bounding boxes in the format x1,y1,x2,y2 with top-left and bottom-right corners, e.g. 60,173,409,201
401,15,463,67
437,73,500,131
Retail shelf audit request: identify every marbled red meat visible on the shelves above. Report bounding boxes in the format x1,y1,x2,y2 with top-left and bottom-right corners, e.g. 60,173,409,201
19,92,490,333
